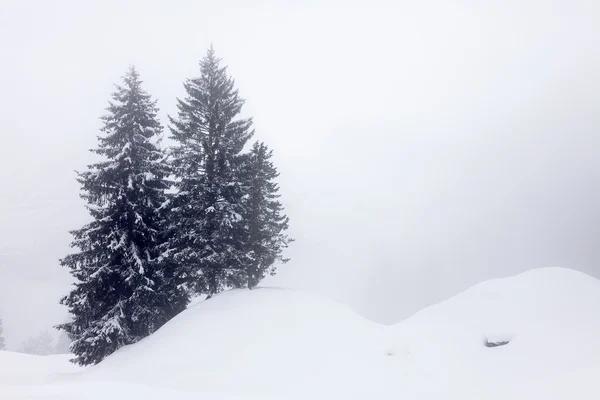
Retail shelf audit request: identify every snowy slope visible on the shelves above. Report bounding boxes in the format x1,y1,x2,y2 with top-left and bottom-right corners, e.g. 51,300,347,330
2,267,600,399
79,288,390,397
388,267,600,399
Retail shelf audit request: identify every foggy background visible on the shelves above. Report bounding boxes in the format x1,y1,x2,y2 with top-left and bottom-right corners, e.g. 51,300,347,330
1,0,599,349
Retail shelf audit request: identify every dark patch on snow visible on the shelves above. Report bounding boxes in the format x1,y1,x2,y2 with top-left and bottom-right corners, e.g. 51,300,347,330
484,337,510,348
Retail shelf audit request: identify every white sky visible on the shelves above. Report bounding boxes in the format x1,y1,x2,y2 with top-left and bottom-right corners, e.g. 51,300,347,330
1,0,599,349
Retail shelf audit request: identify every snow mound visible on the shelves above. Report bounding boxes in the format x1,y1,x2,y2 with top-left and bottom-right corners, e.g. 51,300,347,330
80,287,389,397
389,267,600,399
0,352,76,387
2,268,600,399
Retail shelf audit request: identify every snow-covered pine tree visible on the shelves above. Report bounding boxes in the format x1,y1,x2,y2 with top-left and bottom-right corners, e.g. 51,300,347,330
241,142,292,289
167,46,253,297
0,316,5,350
58,66,188,365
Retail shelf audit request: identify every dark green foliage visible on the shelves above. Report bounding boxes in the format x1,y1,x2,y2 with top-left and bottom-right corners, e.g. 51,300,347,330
166,46,254,296
241,142,292,289
58,67,188,365
57,48,292,366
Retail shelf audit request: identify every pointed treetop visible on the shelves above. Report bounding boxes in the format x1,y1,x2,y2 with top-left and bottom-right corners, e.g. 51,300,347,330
121,64,142,91
127,64,139,78
200,45,225,75
206,43,216,59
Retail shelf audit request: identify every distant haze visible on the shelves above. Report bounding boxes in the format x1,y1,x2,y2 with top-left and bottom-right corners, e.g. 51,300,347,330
1,0,599,348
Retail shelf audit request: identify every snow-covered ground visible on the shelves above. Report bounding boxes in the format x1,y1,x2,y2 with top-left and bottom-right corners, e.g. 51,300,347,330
2,267,599,399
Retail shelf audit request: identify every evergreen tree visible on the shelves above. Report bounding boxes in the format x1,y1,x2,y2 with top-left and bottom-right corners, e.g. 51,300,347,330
241,142,292,289
0,317,5,350
167,47,253,297
58,66,187,365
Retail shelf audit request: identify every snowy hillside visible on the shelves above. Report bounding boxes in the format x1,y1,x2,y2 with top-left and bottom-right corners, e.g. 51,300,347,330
2,267,600,399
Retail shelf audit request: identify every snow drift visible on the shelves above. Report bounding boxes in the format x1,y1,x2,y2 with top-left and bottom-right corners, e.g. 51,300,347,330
2,267,600,399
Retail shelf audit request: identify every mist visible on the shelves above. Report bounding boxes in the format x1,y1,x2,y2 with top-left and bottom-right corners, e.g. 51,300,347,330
1,0,599,349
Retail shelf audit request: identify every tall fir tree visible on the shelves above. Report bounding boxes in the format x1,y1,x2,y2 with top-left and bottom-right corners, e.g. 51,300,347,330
241,142,292,289
0,316,5,350
167,47,253,297
58,67,187,365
